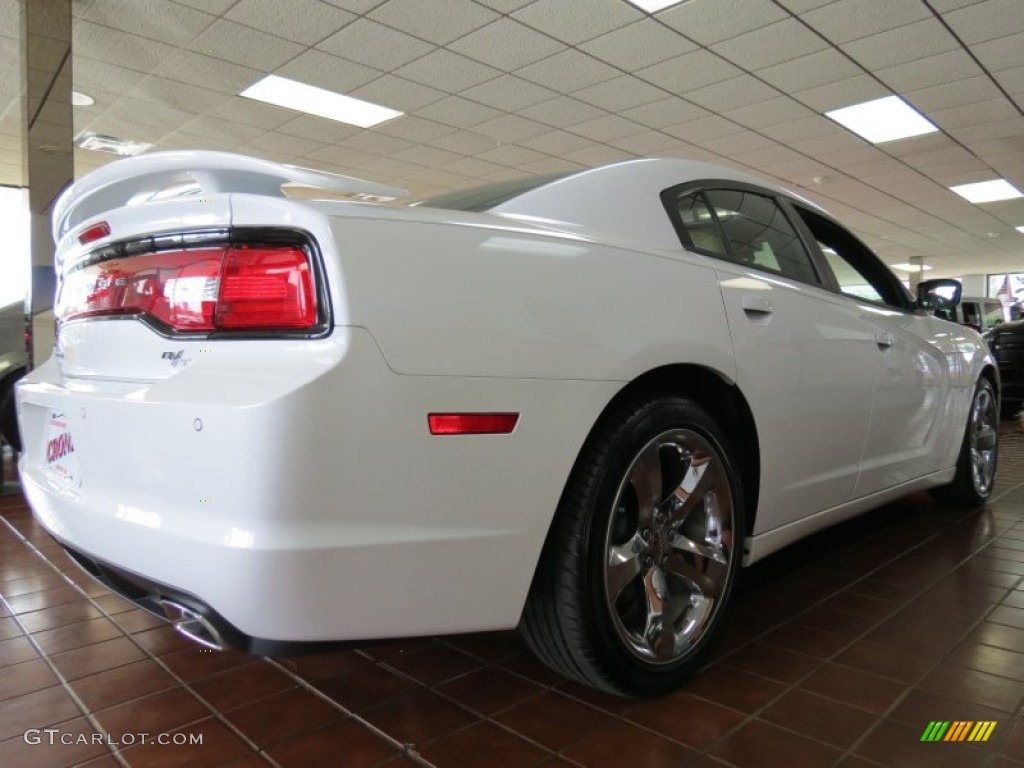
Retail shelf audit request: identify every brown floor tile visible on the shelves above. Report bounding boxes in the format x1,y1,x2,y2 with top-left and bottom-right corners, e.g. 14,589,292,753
17,601,103,634
0,573,68,597
683,666,786,714
314,663,421,712
130,626,197,657
1002,590,1024,609
32,617,124,655
563,721,695,768
626,691,746,750
362,690,477,745
0,616,22,640
760,688,878,749
709,719,842,768
494,691,615,752
969,621,1024,653
437,666,542,715
799,663,907,715
0,715,109,768
421,721,549,768
855,718,988,768
118,717,253,768
0,658,60,700
499,652,567,687
5,585,84,614
225,687,342,748
919,663,1024,712
110,608,167,634
888,688,1006,739
0,634,38,667
798,605,879,636
267,718,399,768
91,593,136,615
373,641,482,687
190,661,294,712
990,605,1024,629
761,622,851,658
996,721,1024,758
0,685,81,741
159,646,252,682
93,687,210,737
272,650,370,682
821,590,902,620
722,641,821,685
49,636,145,682
69,659,177,711
833,640,935,684
948,641,1024,682
442,631,527,663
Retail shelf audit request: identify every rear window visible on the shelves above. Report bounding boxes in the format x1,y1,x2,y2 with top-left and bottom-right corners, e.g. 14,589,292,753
417,172,572,212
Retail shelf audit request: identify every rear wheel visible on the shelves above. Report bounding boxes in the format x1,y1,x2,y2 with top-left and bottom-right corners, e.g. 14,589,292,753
521,394,744,696
931,377,998,506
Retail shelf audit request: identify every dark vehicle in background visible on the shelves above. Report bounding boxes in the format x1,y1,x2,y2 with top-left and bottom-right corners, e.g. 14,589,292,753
987,319,1024,414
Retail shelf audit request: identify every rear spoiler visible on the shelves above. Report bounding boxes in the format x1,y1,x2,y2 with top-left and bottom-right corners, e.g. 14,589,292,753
52,150,409,243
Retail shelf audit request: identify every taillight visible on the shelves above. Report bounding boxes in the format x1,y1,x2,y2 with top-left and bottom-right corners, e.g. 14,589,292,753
428,413,520,435
56,244,318,333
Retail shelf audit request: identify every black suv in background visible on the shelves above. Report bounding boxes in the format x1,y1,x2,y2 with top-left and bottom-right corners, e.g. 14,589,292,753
987,319,1024,416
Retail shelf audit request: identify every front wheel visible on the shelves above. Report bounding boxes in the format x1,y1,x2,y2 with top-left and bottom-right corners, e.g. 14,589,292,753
931,377,999,507
521,394,744,696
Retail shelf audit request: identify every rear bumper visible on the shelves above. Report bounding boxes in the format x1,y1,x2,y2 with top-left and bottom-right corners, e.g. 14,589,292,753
16,325,614,644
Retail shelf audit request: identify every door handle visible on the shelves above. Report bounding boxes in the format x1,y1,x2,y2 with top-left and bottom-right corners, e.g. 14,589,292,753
876,331,895,349
740,295,774,320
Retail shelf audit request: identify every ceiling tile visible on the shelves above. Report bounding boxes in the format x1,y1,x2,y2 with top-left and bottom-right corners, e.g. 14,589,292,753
105,97,199,132
931,97,1019,128
511,0,643,45
700,131,778,157
351,75,447,112
840,18,959,70
566,114,645,142
74,20,177,73
943,0,1024,44
712,19,829,70
357,157,429,180
461,75,557,111
516,129,594,155
393,144,467,167
637,49,743,94
520,157,587,175
472,0,535,11
760,115,839,143
188,19,305,70
341,130,414,156
225,0,355,45
443,156,511,178
246,131,325,158
658,0,789,45
949,117,1024,144
723,96,818,130
875,49,983,91
518,96,607,127
664,115,747,143
150,50,261,95
973,33,1024,71
995,65,1024,96
423,130,496,155
415,96,502,128
800,0,931,44
276,114,361,143
79,0,216,46
375,116,455,144
275,50,382,93
130,77,225,114
181,115,267,143
572,76,664,112
396,50,502,93
474,114,550,142
773,0,838,11
607,130,682,155
368,0,499,46
684,75,780,112
475,143,551,167
317,19,436,71
906,76,1004,113
74,59,148,95
449,18,566,70
211,95,297,130
621,98,710,129
563,144,635,167
515,49,620,92
757,49,861,93
580,19,697,71
794,74,889,111
306,144,377,169
78,114,171,144
170,0,237,12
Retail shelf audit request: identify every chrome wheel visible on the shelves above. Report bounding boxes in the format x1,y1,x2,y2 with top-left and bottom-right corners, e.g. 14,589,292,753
603,429,735,664
969,384,998,495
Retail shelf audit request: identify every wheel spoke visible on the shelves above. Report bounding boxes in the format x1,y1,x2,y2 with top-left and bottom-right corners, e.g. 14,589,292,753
664,540,726,597
640,566,675,660
606,539,644,602
666,454,715,525
629,442,666,511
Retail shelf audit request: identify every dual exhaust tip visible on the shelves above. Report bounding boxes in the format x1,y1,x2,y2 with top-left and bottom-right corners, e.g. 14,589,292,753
159,600,225,651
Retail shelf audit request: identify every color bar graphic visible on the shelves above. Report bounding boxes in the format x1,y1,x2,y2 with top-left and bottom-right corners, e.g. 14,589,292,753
920,721,996,742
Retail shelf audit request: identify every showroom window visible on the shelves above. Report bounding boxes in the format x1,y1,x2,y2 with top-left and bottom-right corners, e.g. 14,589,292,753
0,186,30,310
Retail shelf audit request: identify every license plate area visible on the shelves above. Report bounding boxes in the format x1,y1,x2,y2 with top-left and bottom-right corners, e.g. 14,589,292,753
44,410,81,488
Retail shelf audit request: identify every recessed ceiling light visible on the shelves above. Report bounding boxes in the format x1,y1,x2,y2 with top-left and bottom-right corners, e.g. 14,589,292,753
240,75,402,129
890,263,933,272
1016,225,1024,234
624,0,688,12
825,95,938,144
73,131,151,156
71,91,95,107
949,179,1024,204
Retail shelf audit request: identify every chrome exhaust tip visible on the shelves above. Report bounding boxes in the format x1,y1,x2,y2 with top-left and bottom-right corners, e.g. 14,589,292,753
160,600,225,651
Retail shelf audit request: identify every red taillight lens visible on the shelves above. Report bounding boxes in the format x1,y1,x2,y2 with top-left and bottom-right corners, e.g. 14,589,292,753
57,245,318,333
428,413,520,435
78,221,111,245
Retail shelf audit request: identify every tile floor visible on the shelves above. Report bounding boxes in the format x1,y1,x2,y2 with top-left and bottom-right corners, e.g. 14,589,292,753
1,425,1023,768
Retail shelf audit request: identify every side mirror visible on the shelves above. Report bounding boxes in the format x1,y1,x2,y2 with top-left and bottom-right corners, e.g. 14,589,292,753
917,278,961,310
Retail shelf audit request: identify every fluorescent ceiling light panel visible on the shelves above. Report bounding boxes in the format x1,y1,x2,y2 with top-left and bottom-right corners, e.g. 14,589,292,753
890,263,933,272
241,75,402,129
949,179,1024,204
1016,226,1024,234
624,0,688,12
825,95,938,144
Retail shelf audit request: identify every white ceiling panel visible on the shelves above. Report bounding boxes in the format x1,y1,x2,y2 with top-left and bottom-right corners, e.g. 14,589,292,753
839,18,959,70
449,18,566,71
799,0,931,44
460,75,557,111
415,96,502,129
225,0,355,45
684,75,781,113
875,49,984,91
511,0,643,45
79,0,216,47
515,49,620,92
374,116,455,144
942,0,1024,44
73,20,177,73
931,97,1020,129
276,113,361,143
188,19,305,70
317,19,435,71
516,129,593,155
723,96,819,131
711,19,830,70
793,74,890,112
580,19,697,71
368,0,499,46
473,113,550,142
567,114,646,142
350,75,447,112
395,50,502,93
151,50,261,96
572,76,665,112
658,0,789,46
906,75,1004,113
518,96,607,127
757,49,862,93
637,50,743,94
621,98,710,129
665,115,748,143
246,130,325,158
275,50,381,94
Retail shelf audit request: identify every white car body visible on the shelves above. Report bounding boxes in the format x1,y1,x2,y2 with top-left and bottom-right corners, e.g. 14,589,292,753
16,152,994,654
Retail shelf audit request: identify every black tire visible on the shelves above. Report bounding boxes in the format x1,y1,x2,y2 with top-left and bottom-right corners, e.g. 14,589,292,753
930,377,998,507
520,393,744,696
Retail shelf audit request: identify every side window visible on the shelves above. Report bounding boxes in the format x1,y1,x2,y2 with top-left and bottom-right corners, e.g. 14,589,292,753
794,206,909,309
673,192,727,256
702,189,819,285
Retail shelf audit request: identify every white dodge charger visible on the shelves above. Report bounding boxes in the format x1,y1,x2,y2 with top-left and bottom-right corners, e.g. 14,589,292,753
16,151,998,695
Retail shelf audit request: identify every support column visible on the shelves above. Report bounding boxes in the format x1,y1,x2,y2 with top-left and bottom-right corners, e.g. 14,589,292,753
24,0,73,368
907,255,926,293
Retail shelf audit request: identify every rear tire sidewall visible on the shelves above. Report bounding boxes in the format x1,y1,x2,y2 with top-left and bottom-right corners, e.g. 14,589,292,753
581,398,744,695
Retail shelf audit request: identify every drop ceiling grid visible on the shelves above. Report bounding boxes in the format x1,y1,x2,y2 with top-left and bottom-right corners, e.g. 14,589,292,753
1,0,1021,272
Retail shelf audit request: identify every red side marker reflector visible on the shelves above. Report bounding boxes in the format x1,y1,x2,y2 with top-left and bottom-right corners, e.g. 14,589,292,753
78,221,111,245
428,413,519,435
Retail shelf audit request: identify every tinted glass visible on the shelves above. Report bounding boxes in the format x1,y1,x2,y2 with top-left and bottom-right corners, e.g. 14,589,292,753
703,190,818,284
675,192,727,255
